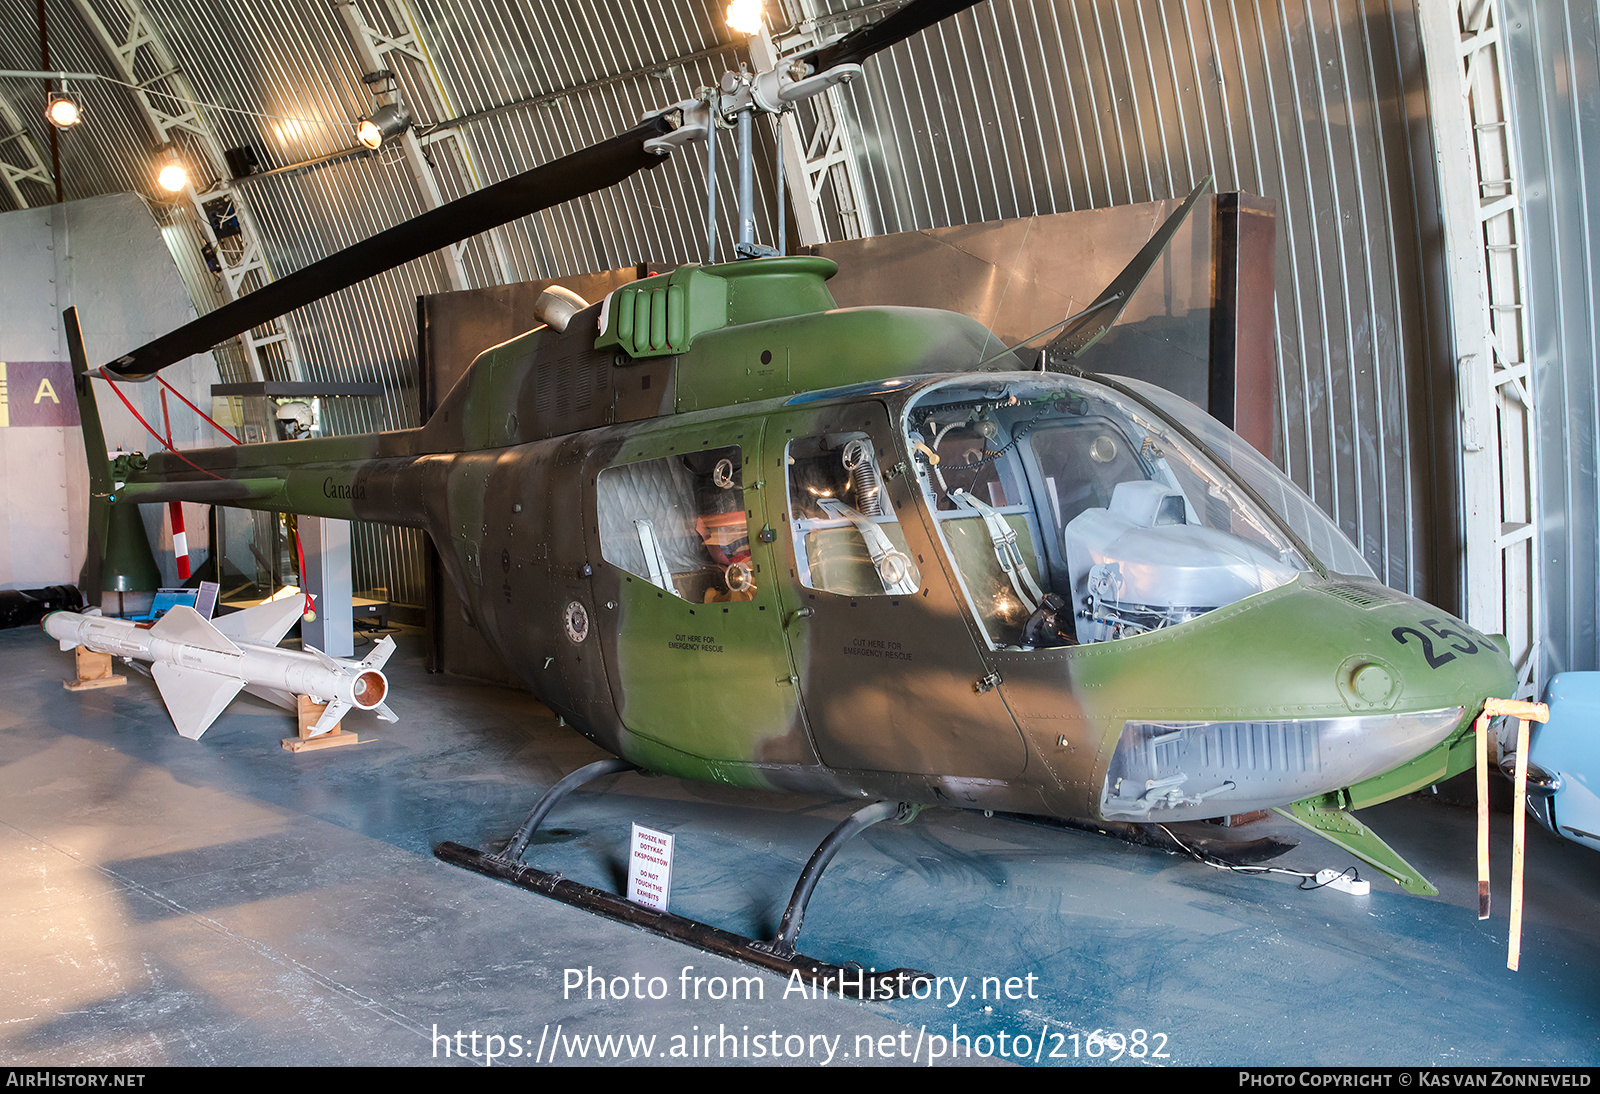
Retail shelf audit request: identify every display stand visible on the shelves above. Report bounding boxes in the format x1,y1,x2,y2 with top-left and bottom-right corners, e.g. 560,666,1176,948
281,694,360,753
63,647,127,691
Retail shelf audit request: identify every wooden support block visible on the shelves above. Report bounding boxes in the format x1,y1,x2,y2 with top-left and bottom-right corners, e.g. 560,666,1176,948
64,647,127,692
295,694,337,737
281,731,360,753
280,694,360,753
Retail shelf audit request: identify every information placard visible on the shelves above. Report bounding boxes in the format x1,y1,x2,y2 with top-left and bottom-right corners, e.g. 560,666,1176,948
627,823,674,912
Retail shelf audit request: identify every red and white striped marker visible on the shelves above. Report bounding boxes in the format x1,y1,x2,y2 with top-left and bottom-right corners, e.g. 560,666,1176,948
168,500,190,580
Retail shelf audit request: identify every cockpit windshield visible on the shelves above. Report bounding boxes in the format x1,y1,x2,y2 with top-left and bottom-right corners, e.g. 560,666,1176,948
904,374,1344,649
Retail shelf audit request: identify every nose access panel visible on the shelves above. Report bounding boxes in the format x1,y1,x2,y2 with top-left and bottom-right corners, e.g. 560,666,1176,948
1098,707,1466,821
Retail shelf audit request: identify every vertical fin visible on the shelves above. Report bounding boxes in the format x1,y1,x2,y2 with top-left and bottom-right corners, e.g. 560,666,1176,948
65,308,112,607
360,635,396,671
149,605,244,655
309,698,351,737
212,594,306,647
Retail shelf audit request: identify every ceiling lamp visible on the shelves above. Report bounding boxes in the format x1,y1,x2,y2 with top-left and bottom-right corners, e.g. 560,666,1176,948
725,0,763,35
156,147,188,193
356,102,409,150
45,89,81,130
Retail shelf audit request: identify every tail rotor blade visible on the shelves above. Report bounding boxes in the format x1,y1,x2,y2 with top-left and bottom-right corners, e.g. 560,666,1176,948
104,116,676,379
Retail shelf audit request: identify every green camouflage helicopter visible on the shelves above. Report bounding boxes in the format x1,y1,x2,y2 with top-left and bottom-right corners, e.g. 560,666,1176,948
69,0,1513,992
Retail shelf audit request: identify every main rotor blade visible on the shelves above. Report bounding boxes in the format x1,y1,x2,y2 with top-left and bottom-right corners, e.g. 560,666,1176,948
1046,176,1212,362
808,0,989,71
106,115,676,379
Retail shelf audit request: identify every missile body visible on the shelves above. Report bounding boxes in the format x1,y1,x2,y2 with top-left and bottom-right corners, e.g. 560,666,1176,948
44,595,396,740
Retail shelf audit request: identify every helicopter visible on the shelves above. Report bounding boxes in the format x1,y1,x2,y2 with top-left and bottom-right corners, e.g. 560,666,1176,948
61,0,1515,994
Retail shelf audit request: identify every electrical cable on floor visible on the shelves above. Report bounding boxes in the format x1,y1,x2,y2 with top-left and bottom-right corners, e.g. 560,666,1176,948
1157,824,1363,891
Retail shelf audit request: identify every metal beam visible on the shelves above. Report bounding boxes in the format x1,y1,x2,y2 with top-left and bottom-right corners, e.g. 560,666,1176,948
749,0,874,245
0,91,52,209
335,0,512,288
1419,0,1540,699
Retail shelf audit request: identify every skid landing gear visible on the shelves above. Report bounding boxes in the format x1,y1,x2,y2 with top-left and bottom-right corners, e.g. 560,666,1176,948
435,760,933,998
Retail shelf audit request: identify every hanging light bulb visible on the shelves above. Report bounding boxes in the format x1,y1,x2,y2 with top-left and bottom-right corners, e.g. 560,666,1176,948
725,0,763,35
156,146,188,193
45,90,81,130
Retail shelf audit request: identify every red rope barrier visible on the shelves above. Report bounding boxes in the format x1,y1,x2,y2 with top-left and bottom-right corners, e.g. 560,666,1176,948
99,375,227,482
156,374,242,445
105,371,310,615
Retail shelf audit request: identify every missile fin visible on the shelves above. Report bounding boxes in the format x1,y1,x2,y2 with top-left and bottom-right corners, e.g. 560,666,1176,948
373,701,398,724
213,594,305,647
302,643,346,673
361,635,396,672
150,606,242,656
151,662,246,740
308,698,351,737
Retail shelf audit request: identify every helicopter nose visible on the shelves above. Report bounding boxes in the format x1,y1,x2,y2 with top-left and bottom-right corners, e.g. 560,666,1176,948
1075,575,1515,823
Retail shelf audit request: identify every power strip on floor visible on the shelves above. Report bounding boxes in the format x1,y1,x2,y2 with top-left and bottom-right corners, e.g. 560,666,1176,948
1314,869,1371,896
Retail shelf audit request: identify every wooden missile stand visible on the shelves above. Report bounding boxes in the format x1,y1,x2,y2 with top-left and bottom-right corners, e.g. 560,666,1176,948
64,647,127,691
281,694,361,753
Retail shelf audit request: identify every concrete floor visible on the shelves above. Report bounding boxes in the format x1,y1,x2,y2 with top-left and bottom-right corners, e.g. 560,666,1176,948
1,625,1596,1067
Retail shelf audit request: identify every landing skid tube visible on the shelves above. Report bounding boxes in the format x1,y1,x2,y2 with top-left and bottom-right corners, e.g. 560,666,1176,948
435,760,933,999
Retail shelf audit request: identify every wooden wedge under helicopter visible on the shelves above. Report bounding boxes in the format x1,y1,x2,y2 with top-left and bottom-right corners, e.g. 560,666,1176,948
57,0,1514,993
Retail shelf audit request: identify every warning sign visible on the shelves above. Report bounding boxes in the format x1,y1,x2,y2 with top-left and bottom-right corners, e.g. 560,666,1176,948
626,823,675,913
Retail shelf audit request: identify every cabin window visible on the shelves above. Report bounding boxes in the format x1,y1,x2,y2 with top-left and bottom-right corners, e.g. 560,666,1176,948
786,433,921,596
598,446,755,602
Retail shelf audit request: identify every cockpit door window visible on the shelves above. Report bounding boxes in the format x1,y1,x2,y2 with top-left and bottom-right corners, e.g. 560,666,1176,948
786,433,921,597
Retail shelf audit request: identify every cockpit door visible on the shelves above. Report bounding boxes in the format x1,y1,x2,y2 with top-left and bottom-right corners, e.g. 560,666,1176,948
761,399,1028,781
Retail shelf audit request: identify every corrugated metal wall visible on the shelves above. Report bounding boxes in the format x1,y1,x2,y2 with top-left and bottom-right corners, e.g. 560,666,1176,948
1,0,785,605
1503,0,1600,678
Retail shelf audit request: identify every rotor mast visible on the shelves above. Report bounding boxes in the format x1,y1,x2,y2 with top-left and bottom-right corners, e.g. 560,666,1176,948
641,38,864,264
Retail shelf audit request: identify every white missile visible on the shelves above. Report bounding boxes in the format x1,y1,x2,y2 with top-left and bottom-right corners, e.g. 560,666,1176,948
44,594,398,740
